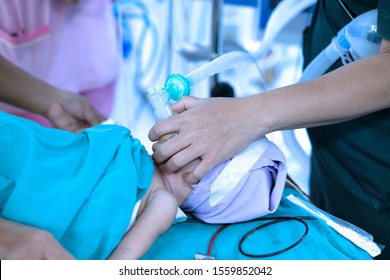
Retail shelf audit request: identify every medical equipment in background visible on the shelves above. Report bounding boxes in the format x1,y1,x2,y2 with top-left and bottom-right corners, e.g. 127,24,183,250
112,0,160,127
148,0,316,100
176,1,263,99
251,0,316,60
205,0,223,89
117,0,314,125
145,0,317,122
146,1,381,193
281,9,382,186
175,0,227,92
145,0,317,139
113,0,162,91
176,0,315,97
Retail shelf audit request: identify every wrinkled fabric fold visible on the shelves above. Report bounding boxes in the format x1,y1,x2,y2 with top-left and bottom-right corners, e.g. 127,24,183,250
0,111,154,259
181,138,287,224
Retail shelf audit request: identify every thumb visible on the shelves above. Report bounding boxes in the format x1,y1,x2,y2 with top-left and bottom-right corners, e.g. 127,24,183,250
171,96,203,113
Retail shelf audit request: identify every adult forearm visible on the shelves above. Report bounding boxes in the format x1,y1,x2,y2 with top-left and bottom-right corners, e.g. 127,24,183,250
0,56,66,115
250,42,390,137
0,217,74,260
148,40,390,184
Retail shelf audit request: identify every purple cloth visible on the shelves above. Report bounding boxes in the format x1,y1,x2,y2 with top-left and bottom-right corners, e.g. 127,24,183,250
180,141,287,224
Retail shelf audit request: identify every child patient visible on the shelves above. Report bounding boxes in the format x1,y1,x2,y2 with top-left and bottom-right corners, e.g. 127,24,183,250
0,110,286,260
111,137,286,260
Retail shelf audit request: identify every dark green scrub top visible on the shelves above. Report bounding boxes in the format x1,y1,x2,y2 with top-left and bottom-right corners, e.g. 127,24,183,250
302,0,390,259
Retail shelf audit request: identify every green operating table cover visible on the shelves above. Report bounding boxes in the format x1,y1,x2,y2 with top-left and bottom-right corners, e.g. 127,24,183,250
142,188,372,260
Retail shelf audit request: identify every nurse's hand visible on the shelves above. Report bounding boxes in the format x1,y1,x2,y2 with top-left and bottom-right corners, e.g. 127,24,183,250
149,96,258,184
46,91,106,133
0,218,75,260
0,56,105,133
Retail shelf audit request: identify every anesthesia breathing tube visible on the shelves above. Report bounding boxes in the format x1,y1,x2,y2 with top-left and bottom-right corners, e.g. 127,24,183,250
145,0,318,120
282,8,382,181
145,2,381,185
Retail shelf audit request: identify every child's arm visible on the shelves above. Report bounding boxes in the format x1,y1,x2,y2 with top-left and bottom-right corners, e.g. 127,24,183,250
108,186,178,260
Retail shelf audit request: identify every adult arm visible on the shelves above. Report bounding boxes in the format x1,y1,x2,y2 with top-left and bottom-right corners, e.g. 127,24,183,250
0,56,106,132
0,217,74,260
149,39,390,184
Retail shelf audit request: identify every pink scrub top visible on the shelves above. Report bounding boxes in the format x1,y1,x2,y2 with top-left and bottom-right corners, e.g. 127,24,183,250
0,0,121,126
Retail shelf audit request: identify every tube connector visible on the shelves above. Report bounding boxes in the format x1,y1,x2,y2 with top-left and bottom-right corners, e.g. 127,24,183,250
163,73,191,101
145,86,178,142
145,86,173,120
